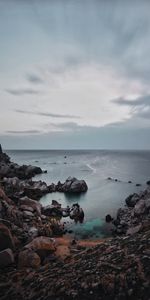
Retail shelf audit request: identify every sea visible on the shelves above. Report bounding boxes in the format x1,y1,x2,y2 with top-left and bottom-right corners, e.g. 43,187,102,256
6,150,150,239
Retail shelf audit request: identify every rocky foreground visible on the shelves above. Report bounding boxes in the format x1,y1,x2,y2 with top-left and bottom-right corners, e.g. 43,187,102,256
0,146,150,299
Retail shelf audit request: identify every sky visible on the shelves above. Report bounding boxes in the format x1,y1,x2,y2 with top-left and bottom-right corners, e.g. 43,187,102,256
0,0,150,149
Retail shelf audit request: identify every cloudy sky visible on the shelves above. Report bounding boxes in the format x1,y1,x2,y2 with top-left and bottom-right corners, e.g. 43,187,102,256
0,0,150,149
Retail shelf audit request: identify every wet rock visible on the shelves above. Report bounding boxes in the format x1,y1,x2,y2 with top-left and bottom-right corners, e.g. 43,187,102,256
56,177,88,193
42,205,62,217
136,183,141,187
0,223,14,251
70,203,84,222
0,248,14,267
105,214,113,222
18,249,41,268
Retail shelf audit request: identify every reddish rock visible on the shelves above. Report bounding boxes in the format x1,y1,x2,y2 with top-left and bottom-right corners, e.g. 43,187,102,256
18,249,41,268
25,236,56,259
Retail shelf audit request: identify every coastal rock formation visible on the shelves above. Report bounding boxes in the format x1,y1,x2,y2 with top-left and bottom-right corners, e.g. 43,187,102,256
55,177,88,193
0,146,42,180
112,188,150,235
0,147,149,299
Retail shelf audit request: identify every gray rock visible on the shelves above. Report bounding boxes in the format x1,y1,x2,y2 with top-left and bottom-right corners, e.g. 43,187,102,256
125,193,139,207
23,211,34,218
134,200,146,216
126,224,142,235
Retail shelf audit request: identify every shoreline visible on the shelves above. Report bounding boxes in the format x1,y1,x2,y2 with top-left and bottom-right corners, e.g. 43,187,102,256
0,145,150,299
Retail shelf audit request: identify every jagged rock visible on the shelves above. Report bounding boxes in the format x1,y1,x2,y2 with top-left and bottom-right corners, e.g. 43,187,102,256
28,227,38,239
23,211,34,218
70,203,84,222
19,205,34,213
18,249,41,268
105,214,113,222
126,224,142,235
134,199,146,216
42,205,62,217
24,181,49,199
0,223,14,251
25,236,56,259
0,248,14,267
19,196,42,216
125,193,139,207
58,177,88,193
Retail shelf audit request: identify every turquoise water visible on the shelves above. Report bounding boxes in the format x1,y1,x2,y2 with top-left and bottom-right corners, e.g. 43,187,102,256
7,150,150,239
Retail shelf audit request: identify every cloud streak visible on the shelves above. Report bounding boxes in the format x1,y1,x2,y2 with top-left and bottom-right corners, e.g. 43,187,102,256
112,95,150,107
15,109,81,119
6,130,41,135
5,88,41,96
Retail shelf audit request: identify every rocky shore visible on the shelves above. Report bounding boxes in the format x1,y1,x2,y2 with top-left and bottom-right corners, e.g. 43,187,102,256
0,146,150,299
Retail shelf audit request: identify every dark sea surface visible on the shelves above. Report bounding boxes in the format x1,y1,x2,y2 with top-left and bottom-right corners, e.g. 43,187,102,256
6,150,150,239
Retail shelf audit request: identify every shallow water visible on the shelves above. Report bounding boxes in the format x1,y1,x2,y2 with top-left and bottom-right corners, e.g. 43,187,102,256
7,149,150,239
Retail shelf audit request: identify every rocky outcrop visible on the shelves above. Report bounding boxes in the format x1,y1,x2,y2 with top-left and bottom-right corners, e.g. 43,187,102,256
0,146,42,180
55,177,88,193
112,188,150,235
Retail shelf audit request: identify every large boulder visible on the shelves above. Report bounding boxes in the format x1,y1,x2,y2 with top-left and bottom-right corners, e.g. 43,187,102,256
18,249,41,268
0,248,14,268
25,236,56,259
24,181,49,199
70,204,84,222
0,224,15,251
42,205,62,217
57,177,88,193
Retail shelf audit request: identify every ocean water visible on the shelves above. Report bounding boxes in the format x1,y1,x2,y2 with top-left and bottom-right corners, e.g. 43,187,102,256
6,150,150,239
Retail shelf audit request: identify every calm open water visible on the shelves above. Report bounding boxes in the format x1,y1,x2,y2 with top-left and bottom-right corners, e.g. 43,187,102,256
6,150,150,239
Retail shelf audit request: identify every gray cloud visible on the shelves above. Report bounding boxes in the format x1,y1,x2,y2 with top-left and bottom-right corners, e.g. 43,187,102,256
15,109,80,119
112,95,150,107
26,73,44,84
5,88,40,96
6,130,41,135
